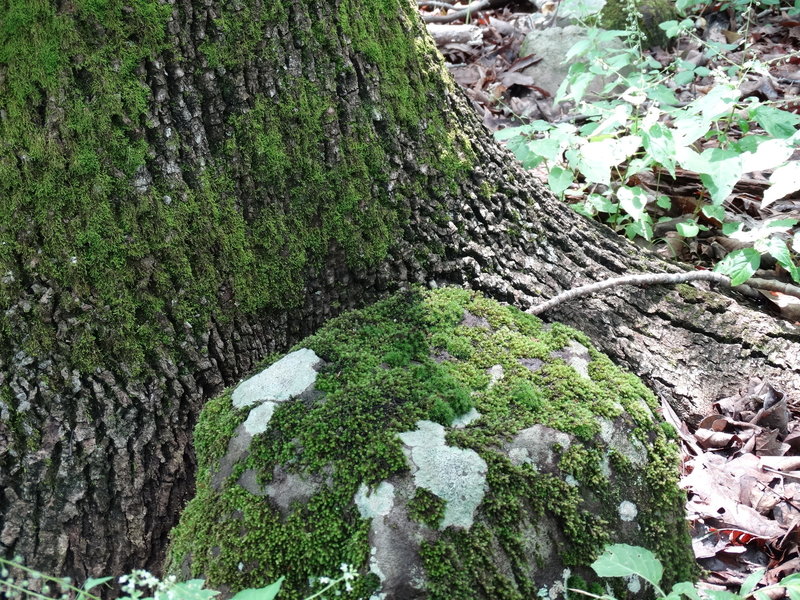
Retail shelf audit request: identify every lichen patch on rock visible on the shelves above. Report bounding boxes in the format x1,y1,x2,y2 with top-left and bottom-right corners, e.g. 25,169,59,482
399,420,488,529
232,348,324,408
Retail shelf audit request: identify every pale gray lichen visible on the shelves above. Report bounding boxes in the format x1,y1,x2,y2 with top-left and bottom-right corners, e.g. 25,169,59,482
398,420,487,529
618,500,638,522
232,348,323,408
355,482,396,519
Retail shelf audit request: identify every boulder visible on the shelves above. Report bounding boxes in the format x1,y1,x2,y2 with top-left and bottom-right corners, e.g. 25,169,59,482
519,26,625,99
167,288,694,599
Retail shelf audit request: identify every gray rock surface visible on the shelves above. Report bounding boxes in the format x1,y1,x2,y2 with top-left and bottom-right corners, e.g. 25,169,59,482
520,26,624,98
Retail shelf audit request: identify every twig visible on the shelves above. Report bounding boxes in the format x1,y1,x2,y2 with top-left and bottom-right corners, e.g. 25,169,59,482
529,271,729,315
418,1,456,9
422,0,492,23
528,271,800,315
749,277,800,298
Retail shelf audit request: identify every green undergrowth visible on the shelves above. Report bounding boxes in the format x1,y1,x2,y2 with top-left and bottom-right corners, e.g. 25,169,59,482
168,288,694,599
0,0,472,380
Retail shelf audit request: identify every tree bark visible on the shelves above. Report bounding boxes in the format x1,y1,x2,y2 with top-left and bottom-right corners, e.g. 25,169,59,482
1,0,798,584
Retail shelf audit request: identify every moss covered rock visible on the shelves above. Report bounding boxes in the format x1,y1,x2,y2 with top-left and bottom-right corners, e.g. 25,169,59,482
601,0,678,47
166,288,694,599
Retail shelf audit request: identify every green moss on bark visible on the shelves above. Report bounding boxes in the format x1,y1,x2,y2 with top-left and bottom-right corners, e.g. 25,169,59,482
1,0,472,375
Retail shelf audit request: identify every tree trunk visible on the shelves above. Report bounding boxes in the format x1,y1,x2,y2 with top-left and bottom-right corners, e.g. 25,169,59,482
1,0,798,583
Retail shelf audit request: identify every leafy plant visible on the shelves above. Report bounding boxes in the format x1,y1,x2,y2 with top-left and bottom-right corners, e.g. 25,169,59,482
495,0,800,286
572,544,800,600
0,556,358,600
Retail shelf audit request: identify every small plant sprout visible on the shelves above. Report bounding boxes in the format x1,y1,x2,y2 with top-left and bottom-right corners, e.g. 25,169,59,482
0,556,358,600
568,544,800,600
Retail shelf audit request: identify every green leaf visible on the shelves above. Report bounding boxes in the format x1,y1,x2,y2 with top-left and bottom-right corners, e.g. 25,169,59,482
722,222,743,236
701,205,726,221
617,186,648,221
657,195,672,210
782,576,800,600
782,573,800,585
642,123,677,176
769,218,799,230
734,135,767,153
740,138,794,173
570,201,594,217
660,20,680,36
591,544,663,590
527,138,562,163
693,147,742,203
752,105,800,139
230,578,284,600
83,577,114,592
676,221,700,237
557,63,596,104
666,581,703,600
660,18,693,36
548,166,574,197
565,38,593,62
625,214,653,240
715,248,761,286
674,70,695,86
505,135,532,164
559,0,607,20
647,84,680,106
685,85,740,121
169,580,221,600
588,193,619,214
577,136,641,185
763,162,800,208
755,238,798,280
625,157,653,178
729,218,798,243
739,569,766,597
520,152,545,170
527,120,557,133
550,123,580,146
591,103,632,138
494,126,530,141
671,116,711,147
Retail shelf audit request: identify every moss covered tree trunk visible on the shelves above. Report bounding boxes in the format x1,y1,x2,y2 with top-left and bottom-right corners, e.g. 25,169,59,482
1,0,798,582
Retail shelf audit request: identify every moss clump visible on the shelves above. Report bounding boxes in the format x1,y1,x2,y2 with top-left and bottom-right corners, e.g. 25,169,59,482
167,288,695,599
567,574,605,599
409,488,448,529
192,393,248,485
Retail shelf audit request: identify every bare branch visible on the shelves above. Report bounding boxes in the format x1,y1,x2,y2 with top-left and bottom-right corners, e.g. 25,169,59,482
421,0,492,23
528,271,729,315
528,270,800,316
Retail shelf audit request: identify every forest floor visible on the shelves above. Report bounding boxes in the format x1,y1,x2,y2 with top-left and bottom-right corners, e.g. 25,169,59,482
419,0,800,594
